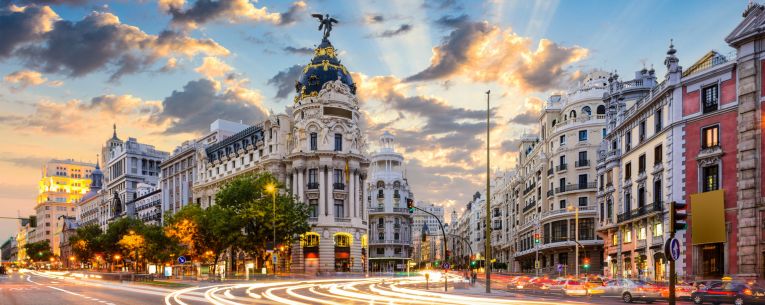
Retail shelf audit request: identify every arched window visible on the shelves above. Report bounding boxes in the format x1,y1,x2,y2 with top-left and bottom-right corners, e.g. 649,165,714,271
393,181,401,188
582,106,591,116
376,181,385,188
597,105,606,115
334,233,352,247
569,110,577,119
302,232,320,247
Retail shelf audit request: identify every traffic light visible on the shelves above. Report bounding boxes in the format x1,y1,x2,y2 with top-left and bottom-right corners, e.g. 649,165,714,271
669,201,688,233
470,260,477,268
445,250,451,261
406,198,415,213
583,258,590,270
533,233,540,244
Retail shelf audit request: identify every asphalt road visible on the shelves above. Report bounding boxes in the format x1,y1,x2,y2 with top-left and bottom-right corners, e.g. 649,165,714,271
0,270,698,305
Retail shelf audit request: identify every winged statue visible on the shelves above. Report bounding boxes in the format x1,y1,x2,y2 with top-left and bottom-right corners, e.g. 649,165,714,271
311,13,338,39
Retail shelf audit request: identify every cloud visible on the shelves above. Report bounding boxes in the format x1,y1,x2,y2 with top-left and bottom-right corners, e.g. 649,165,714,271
500,139,521,152
4,70,46,91
434,14,468,28
0,155,50,168
404,20,588,92
152,78,268,134
371,24,412,38
163,0,305,29
8,10,229,80
194,56,232,78
422,0,462,11
364,14,384,24
267,64,302,99
159,57,179,72
283,46,313,55
16,0,89,5
508,96,543,125
0,5,59,58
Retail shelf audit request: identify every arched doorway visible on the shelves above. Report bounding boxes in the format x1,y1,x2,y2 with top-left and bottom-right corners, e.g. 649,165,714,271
302,232,320,274
334,233,352,272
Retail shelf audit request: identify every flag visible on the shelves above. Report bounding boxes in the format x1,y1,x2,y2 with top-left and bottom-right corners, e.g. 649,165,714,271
345,159,350,183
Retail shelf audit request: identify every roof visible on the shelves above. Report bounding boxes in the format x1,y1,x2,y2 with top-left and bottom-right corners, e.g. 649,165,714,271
205,124,264,161
295,38,356,101
726,3,765,46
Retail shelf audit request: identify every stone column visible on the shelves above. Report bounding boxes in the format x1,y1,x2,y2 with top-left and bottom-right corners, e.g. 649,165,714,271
349,170,355,218
326,167,333,218
297,169,304,203
319,166,326,217
735,51,762,278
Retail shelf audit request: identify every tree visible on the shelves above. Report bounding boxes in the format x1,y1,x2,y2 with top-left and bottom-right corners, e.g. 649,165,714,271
142,224,180,267
165,204,241,278
215,172,311,269
69,224,104,264
25,240,53,262
102,217,145,266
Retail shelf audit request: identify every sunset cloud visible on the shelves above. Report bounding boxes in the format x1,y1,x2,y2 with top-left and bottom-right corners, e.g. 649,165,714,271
4,70,47,91
405,19,588,92
194,56,233,79
162,0,306,29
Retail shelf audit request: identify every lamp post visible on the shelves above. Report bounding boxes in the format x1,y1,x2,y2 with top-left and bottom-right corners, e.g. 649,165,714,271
485,89,492,293
567,205,579,278
265,182,277,275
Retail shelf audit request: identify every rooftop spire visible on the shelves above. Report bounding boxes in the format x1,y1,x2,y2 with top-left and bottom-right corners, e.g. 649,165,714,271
112,123,118,139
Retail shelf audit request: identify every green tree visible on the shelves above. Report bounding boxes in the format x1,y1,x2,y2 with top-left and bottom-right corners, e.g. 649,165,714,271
25,240,53,262
142,224,180,266
102,217,146,265
69,224,104,264
215,172,311,269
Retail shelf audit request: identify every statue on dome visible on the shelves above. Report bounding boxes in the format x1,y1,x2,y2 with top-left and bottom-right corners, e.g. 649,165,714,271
311,13,338,39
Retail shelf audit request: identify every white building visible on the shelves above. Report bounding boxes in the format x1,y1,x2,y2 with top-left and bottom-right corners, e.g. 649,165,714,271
192,34,370,273
160,119,248,216
132,183,162,226
366,131,414,272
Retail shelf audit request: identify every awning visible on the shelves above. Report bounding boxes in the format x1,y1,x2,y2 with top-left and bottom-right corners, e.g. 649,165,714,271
690,190,726,245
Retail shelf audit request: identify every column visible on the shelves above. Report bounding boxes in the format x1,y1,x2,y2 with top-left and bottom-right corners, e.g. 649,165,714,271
326,167,332,218
349,170,355,218
319,167,326,217
360,177,366,221
297,169,304,203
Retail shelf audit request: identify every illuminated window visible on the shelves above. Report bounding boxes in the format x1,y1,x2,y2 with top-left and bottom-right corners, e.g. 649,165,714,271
638,226,646,240
653,222,663,237
623,229,632,243
702,165,719,192
334,234,351,247
702,125,719,149
303,233,319,247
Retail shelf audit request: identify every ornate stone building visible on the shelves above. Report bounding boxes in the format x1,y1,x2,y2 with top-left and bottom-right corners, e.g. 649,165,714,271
193,34,369,273
366,132,413,272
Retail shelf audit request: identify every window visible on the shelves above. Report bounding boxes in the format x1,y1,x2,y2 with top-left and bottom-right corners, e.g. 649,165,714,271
559,178,566,190
578,151,587,164
654,180,663,204
560,135,566,145
702,125,719,149
655,109,663,132
638,187,645,207
624,192,632,212
559,199,566,209
308,169,318,189
310,132,318,150
638,226,646,240
639,120,646,142
394,232,400,240
612,234,618,246
702,85,719,113
625,131,632,151
395,247,402,255
334,169,343,184
334,199,345,217
578,174,587,188
624,163,631,181
653,222,663,237
702,165,719,192
582,106,591,116
638,154,646,174
309,200,318,217
570,110,577,119
623,229,632,243
602,128,607,138
376,247,384,254
654,145,663,165
578,197,587,207
579,130,588,141
334,133,342,151
559,155,566,166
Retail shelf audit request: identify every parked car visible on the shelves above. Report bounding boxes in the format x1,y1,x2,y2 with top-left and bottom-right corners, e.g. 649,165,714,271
601,279,662,303
691,281,765,305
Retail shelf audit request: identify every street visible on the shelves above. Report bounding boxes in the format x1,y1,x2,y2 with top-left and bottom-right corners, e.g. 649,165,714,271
0,270,700,305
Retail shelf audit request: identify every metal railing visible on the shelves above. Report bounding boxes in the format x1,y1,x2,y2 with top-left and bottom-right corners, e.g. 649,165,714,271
556,163,568,172
616,201,662,223
575,159,590,167
307,182,319,190
555,182,596,194
392,207,409,213
335,218,351,222
369,207,384,213
333,183,345,190
523,182,536,195
547,167,554,176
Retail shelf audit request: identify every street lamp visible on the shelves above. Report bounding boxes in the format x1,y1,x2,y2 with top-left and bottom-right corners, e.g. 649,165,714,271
265,182,277,275
484,89,492,293
567,205,580,278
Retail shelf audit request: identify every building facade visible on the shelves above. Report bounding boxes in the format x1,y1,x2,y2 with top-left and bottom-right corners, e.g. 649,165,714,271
76,161,105,228
366,131,414,272
132,184,162,226
412,201,445,265
33,159,95,256
193,34,370,274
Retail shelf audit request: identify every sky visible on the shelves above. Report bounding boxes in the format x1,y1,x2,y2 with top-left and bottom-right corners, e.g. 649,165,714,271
0,0,745,241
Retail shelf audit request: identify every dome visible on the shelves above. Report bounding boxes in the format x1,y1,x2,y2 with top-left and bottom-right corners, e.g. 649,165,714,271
294,38,356,102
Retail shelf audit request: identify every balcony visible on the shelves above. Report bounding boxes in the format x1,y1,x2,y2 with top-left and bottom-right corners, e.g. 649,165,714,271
369,207,384,214
522,200,536,213
575,159,590,167
540,205,596,221
556,163,568,172
546,189,554,197
333,183,345,190
377,222,384,228
335,217,351,223
394,223,401,229
523,182,536,196
393,193,401,200
547,167,554,176
377,193,384,199
392,207,409,214
555,182,596,194
307,182,319,190
616,201,662,223
308,217,318,223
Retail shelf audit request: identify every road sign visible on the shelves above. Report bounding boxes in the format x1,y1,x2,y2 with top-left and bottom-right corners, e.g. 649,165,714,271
665,237,681,261
557,264,563,272
177,256,186,264
442,263,450,270
272,253,278,264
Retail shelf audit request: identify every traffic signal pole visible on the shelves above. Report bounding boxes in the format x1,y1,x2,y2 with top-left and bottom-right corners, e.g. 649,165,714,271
409,203,448,292
669,202,676,305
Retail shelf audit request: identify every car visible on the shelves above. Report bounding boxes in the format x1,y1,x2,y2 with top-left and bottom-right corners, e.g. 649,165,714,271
601,279,662,303
526,277,556,290
691,281,765,305
509,276,533,290
585,277,607,295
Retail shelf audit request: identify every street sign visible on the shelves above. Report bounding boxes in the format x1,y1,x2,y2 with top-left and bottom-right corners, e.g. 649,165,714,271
442,263,450,270
535,260,540,269
557,264,563,272
665,237,681,261
177,256,186,264
272,253,278,264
